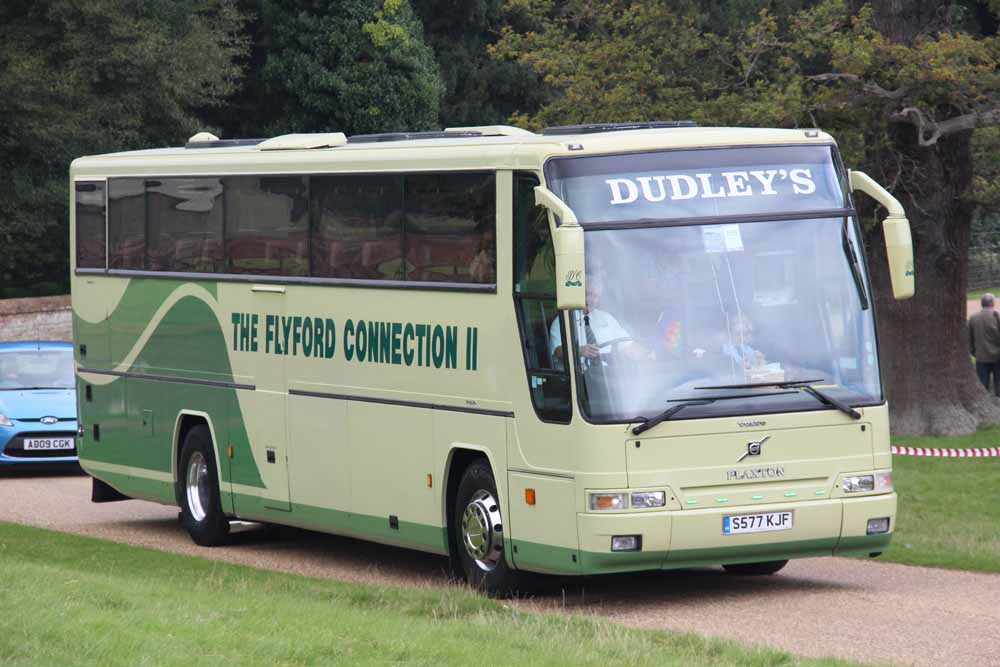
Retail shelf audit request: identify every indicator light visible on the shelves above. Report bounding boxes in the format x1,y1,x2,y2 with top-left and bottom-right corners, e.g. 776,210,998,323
589,493,626,511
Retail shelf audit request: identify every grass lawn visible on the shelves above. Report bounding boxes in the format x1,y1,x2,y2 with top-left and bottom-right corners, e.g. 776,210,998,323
966,286,1000,301
883,427,1000,572
0,523,868,667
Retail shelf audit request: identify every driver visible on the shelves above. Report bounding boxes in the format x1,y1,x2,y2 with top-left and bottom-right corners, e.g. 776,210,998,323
549,274,643,369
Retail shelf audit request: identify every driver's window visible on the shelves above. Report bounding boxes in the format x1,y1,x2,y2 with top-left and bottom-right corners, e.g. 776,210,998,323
514,173,571,423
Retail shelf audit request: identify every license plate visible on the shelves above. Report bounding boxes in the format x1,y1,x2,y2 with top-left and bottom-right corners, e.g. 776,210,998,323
723,511,793,535
23,437,74,451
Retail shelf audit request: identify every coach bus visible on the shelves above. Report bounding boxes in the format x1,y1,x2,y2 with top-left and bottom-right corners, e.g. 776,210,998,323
71,122,913,595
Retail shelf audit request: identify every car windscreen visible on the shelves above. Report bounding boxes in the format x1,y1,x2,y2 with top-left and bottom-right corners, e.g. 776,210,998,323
0,349,75,390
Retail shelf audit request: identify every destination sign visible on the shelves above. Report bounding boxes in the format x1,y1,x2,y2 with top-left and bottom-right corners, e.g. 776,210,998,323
546,145,847,224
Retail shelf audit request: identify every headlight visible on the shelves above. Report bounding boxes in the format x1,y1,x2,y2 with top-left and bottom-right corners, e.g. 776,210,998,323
0,414,12,427
589,493,627,511
842,475,875,493
630,491,666,508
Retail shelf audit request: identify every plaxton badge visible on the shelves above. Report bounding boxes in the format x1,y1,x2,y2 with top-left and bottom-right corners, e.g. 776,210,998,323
726,466,785,481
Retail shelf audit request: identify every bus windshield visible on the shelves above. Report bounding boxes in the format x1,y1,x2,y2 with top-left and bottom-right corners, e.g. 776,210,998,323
545,145,882,422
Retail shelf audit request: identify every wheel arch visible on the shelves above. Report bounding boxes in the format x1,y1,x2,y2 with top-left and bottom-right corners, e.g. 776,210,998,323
172,411,224,504
442,445,512,571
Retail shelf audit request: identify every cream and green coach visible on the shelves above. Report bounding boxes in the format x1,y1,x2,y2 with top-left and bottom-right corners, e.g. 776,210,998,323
70,122,913,595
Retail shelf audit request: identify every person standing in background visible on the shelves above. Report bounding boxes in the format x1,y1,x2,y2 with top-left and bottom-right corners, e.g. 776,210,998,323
969,293,1000,395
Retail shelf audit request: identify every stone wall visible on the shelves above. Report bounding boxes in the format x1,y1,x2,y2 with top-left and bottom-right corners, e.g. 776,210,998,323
0,295,72,342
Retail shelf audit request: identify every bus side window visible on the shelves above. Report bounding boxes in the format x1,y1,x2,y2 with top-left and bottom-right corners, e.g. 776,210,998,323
514,173,571,424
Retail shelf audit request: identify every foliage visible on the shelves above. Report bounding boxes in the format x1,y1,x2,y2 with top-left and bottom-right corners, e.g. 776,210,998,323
217,0,444,137
491,1,1000,184
412,0,547,127
0,0,247,297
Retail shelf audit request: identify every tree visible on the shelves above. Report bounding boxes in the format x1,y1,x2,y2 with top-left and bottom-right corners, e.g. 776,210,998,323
800,0,1000,434
0,0,247,297
212,0,444,138
493,0,1000,434
411,0,546,127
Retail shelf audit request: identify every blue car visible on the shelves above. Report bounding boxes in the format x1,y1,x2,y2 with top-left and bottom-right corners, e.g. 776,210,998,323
0,341,78,467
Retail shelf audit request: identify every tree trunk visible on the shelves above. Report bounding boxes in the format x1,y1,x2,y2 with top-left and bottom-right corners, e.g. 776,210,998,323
852,0,1000,435
864,124,1000,435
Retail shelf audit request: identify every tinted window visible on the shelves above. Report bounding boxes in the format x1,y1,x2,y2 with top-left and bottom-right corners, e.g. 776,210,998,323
513,173,571,423
75,182,106,269
146,178,224,272
225,176,309,276
108,178,146,269
311,174,404,280
104,171,496,287
405,172,495,283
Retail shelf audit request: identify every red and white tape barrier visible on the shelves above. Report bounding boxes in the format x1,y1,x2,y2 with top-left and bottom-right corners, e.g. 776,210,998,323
891,445,1000,457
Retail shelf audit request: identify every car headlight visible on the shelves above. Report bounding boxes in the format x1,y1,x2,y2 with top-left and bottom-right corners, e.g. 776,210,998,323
0,414,12,427
842,475,875,493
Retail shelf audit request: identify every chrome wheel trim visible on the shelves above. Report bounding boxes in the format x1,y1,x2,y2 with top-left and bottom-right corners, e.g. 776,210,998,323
461,489,503,572
185,451,210,523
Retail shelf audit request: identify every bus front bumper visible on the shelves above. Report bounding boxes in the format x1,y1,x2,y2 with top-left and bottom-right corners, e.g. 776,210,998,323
575,493,896,575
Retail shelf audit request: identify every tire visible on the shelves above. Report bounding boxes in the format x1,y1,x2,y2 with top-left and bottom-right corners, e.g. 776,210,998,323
722,559,788,576
177,424,230,546
453,458,520,597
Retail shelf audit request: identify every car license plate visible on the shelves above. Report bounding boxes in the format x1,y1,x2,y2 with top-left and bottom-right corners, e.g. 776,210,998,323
723,511,793,535
23,437,74,451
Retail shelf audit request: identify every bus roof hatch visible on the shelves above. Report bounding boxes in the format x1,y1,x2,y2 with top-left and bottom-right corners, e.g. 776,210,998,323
256,133,348,151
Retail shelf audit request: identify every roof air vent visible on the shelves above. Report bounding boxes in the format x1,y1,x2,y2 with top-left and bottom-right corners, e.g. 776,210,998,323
256,133,348,151
542,121,697,135
188,131,220,143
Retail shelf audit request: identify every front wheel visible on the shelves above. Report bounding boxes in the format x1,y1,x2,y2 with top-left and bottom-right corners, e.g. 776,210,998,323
453,459,520,597
722,560,788,575
177,424,230,546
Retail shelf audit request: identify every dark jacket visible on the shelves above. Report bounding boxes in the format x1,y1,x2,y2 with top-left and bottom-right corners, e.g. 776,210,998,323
969,309,1000,363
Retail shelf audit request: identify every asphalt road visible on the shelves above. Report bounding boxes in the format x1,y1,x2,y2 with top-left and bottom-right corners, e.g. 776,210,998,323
2,471,998,667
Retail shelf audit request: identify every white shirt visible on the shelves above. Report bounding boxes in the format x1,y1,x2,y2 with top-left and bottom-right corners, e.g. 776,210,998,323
549,308,631,363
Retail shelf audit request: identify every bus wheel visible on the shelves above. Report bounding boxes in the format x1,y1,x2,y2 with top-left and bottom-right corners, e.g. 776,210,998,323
178,424,230,547
722,560,788,575
454,459,517,597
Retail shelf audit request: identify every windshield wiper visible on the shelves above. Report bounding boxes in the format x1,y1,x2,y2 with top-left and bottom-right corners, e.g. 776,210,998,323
842,218,870,310
631,390,799,435
798,384,862,420
694,379,861,420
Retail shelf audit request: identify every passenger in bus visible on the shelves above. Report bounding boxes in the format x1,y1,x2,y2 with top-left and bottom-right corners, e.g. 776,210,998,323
469,227,496,283
548,274,645,369
721,315,766,370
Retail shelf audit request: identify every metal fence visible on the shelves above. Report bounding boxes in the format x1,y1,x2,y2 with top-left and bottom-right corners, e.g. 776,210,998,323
968,230,1000,291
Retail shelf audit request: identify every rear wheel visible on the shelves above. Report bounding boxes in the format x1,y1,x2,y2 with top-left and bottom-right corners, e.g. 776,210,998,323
177,424,229,546
722,559,788,575
453,459,519,597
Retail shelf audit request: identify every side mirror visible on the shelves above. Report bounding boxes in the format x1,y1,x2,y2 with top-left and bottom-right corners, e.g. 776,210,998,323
849,170,915,300
534,185,586,310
